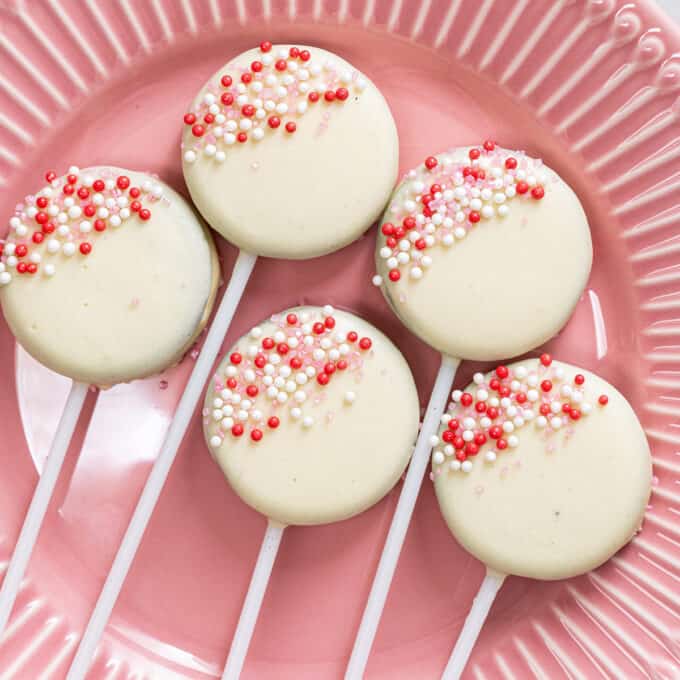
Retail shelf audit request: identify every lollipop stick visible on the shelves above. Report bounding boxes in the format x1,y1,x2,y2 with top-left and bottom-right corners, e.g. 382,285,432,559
66,251,257,680
0,380,89,636
441,569,505,680
346,355,459,679
222,522,285,680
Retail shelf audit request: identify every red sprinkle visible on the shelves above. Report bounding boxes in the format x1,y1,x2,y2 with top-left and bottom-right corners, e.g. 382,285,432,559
232,424,244,437
268,416,280,429
541,380,553,392
359,338,372,350
79,242,92,255
251,429,263,442
221,74,233,86
540,353,552,367
424,156,438,170
230,352,242,364
285,122,297,133
259,41,272,53
598,395,609,406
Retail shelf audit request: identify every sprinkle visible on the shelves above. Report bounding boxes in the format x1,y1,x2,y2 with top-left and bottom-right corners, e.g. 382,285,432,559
374,145,548,284
430,359,610,475
183,43,365,164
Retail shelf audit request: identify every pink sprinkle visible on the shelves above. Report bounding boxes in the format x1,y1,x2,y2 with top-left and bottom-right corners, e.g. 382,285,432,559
190,348,199,360
130,297,140,308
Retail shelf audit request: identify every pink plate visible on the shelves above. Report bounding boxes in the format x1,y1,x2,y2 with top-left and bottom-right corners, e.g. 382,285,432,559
1,0,679,677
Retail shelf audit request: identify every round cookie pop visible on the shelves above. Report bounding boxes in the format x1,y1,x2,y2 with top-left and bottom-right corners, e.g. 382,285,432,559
373,144,592,360
1,167,219,386
0,166,218,637
433,358,651,678
182,42,398,259
68,44,399,678
347,143,593,678
206,306,419,678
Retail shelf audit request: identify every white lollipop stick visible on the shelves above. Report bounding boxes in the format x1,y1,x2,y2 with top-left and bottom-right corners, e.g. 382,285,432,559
0,380,89,636
66,251,257,680
346,354,459,679
441,569,506,680
222,522,285,680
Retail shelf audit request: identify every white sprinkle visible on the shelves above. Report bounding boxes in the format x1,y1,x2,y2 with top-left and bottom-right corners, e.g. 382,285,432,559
462,461,473,473
433,451,445,465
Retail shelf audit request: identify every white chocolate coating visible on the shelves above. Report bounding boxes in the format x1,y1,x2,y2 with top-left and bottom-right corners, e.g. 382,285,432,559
0,168,219,386
433,360,652,580
204,306,419,526
375,146,592,360
183,44,398,259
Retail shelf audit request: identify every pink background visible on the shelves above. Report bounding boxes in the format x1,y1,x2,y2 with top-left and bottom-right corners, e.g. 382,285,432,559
0,0,679,677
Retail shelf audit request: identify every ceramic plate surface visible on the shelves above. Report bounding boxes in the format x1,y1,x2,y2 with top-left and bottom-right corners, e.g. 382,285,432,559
0,0,679,678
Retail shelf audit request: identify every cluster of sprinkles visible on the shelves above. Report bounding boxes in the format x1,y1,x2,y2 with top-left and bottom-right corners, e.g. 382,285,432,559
206,306,373,446
430,355,609,475
0,167,163,287
372,142,549,285
182,41,367,164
